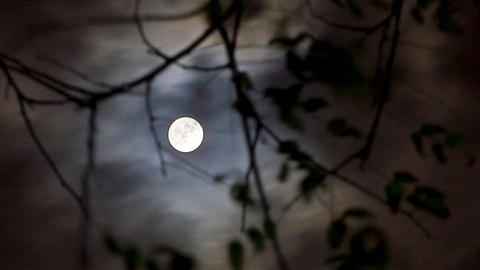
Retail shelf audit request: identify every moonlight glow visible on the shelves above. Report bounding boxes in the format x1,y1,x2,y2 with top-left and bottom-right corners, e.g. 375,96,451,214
168,117,204,153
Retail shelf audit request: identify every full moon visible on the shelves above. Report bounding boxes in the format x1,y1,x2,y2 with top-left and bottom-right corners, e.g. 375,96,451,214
168,117,204,153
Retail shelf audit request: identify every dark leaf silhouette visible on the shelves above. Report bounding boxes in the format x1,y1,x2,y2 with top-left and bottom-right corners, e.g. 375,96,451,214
328,219,347,249
124,246,142,270
327,118,361,138
228,240,244,270
444,134,463,148
411,132,424,156
385,171,417,213
301,97,328,112
263,218,277,239
420,123,447,136
247,227,265,252
349,226,388,269
407,186,450,218
170,252,195,270
238,71,253,91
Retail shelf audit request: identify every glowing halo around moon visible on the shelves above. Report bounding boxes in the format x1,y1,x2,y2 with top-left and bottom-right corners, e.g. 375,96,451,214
168,117,204,153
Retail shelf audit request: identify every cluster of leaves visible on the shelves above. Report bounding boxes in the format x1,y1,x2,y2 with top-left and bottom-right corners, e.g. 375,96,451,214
270,35,366,92
276,140,328,200
410,0,460,32
410,122,475,165
264,83,328,127
227,220,277,270
104,235,195,270
326,208,389,270
385,171,449,218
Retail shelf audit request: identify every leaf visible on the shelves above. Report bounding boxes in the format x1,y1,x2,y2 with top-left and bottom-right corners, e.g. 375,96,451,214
265,83,304,127
434,3,459,32
306,41,357,87
246,227,265,252
263,218,277,239
328,219,347,249
349,226,388,269
104,235,122,254
238,71,253,91
327,118,361,138
385,171,417,213
410,132,424,156
278,140,298,154
278,162,290,182
286,51,308,79
407,186,450,218
170,252,195,270
432,143,447,163
343,208,372,219
300,171,326,201
411,7,425,24
124,246,142,270
230,183,254,206
444,134,463,148
420,123,447,136
301,97,328,112
228,240,244,270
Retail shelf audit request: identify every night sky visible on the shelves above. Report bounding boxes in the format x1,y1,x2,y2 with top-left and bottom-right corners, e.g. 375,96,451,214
1,1,479,270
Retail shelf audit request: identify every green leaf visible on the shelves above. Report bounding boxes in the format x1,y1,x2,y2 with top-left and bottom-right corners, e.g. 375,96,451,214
328,219,347,249
301,97,328,112
444,134,463,148
170,252,195,270
420,123,447,136
385,171,417,213
246,227,265,252
432,143,447,163
343,208,372,219
238,71,253,91
124,246,142,270
411,132,424,156
228,240,244,270
263,218,277,239
407,186,450,218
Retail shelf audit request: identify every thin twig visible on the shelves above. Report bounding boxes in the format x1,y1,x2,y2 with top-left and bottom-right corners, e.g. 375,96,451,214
144,80,167,175
0,60,84,211
80,104,98,270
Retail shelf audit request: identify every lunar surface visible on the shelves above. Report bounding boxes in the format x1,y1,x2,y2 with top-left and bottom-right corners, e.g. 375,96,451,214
168,117,204,152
